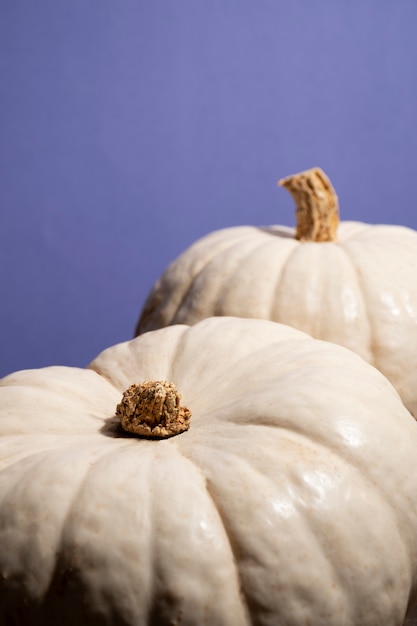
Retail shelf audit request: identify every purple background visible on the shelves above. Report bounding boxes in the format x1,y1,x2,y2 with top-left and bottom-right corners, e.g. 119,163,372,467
1,1,417,378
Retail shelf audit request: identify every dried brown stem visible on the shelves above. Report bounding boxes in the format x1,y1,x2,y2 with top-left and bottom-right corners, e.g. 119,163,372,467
116,381,191,438
279,167,339,242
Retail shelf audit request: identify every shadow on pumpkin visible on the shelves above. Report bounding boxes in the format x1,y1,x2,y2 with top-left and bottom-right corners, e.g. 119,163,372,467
99,416,173,441
405,605,417,624
0,561,131,626
257,226,295,238
99,415,134,439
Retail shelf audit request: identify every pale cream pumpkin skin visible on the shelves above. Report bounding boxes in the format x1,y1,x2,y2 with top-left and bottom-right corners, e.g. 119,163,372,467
136,214,417,418
1,317,417,625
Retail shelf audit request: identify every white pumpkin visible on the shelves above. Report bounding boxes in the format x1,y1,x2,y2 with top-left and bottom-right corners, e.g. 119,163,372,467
136,168,417,419
1,317,417,625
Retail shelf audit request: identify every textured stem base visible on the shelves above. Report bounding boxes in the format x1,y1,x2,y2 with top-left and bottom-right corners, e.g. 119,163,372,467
116,381,191,438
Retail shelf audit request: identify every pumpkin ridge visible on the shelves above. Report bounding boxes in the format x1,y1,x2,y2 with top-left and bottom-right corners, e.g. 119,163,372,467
0,434,128,471
137,230,258,333
343,222,417,241
335,221,370,240
142,444,252,625
39,443,142,591
335,238,376,366
212,237,271,316
297,478,412,623
88,325,190,396
269,238,374,361
0,366,121,437
198,416,396,507
270,239,307,323
165,447,253,625
171,233,269,326
182,440,355,622
160,321,311,414
0,442,129,600
164,324,190,388
339,230,407,373
86,353,131,393
183,339,417,553
47,446,156,622
173,445,256,624
184,431,413,622
203,476,253,624
211,235,296,320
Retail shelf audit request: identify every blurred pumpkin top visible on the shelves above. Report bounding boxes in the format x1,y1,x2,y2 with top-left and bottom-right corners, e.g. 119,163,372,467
136,168,417,419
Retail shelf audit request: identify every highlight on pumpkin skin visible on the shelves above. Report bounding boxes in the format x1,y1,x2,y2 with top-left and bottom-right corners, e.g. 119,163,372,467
116,380,191,438
278,167,339,242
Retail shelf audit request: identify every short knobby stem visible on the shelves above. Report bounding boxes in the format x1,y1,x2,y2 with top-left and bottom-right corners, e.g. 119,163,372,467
116,380,191,438
278,167,339,242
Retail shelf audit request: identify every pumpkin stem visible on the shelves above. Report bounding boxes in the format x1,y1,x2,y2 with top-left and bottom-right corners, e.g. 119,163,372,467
278,167,339,242
116,381,191,438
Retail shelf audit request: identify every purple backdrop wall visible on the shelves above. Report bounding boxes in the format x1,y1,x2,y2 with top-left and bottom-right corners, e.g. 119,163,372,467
1,1,417,377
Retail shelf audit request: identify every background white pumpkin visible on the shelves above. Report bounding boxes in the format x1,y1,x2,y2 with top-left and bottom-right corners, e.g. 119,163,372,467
1,317,417,625
136,168,417,419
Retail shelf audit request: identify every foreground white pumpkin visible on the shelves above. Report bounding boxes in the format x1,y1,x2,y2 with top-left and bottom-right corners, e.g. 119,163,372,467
1,317,417,625
136,168,417,418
